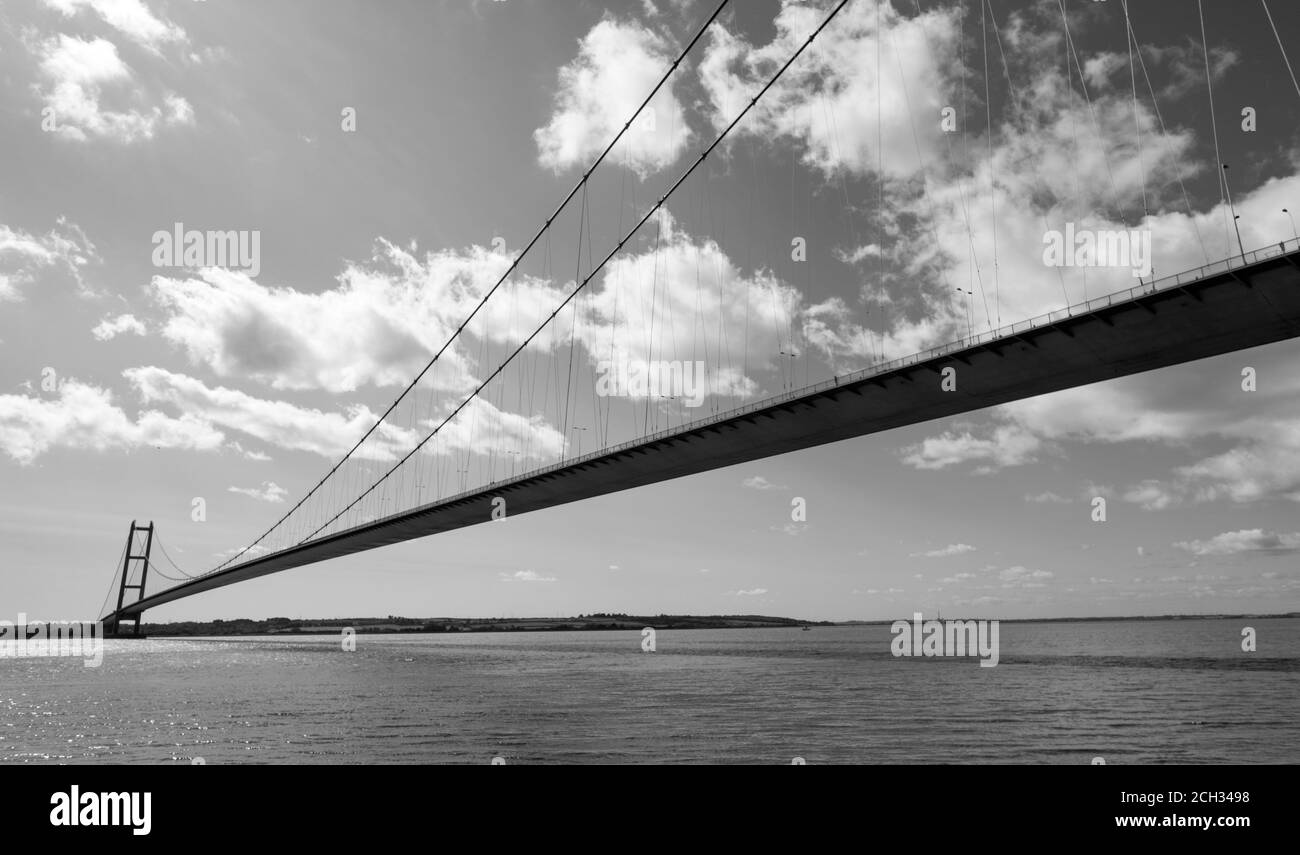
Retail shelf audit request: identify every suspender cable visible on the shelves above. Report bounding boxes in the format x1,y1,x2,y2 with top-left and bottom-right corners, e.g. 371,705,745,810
1198,0,1232,256
96,537,129,622
1261,0,1300,101
1127,10,1211,265
983,0,1072,309
1122,0,1148,219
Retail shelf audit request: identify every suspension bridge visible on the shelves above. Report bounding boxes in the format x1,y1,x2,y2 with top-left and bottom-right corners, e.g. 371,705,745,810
99,0,1300,633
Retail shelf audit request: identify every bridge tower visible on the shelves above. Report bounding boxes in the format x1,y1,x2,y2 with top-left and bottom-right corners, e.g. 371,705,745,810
109,520,154,637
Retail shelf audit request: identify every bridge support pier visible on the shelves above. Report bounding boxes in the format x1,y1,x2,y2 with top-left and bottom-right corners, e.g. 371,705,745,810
107,521,153,637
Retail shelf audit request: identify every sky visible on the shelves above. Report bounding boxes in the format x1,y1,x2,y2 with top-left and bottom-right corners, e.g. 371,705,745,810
1,0,1299,624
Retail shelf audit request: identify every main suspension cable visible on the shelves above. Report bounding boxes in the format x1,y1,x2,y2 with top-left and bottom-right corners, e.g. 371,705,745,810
299,0,856,546
213,0,733,573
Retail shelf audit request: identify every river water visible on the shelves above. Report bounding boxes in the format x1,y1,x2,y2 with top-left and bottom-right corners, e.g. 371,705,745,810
2,618,1296,763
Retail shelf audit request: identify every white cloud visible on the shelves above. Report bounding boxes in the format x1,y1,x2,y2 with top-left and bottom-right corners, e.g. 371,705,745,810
91,313,146,340
535,17,691,177
216,544,270,559
228,481,289,503
1174,529,1300,557
123,366,564,464
149,209,798,417
956,595,1003,607
699,1,957,180
125,366,417,461
834,245,881,265
801,296,952,371
1123,480,1178,511
1133,42,1239,100
937,571,976,585
33,34,193,143
1025,491,1070,504
0,218,97,300
699,0,1285,388
425,395,566,461
742,475,784,490
998,566,1053,588
911,543,976,558
43,0,186,49
0,378,223,464
150,241,562,394
900,423,1041,471
500,570,557,583
900,374,1215,472
578,209,797,400
229,442,271,462
731,588,768,596
37,33,128,85
902,341,1300,506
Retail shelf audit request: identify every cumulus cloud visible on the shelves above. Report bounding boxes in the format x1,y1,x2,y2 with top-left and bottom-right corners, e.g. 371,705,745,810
0,378,223,464
426,395,566,461
149,240,564,394
229,441,271,462
742,475,784,490
125,366,415,460
998,566,1053,588
91,313,146,340
228,481,289,503
801,295,953,371
577,209,797,400
956,595,1004,607
216,543,270,559
1174,529,1300,557
33,34,193,143
500,570,557,583
148,209,803,420
698,0,1286,382
1121,42,1239,101
122,366,565,464
43,0,186,49
911,543,976,558
900,340,1300,506
900,423,1041,471
0,218,98,300
699,0,957,180
1123,480,1178,511
535,17,691,177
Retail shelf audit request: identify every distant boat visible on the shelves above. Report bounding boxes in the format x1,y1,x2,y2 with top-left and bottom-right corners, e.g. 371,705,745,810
801,625,811,631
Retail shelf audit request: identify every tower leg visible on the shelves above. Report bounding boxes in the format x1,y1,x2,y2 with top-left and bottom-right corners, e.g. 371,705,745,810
109,520,155,638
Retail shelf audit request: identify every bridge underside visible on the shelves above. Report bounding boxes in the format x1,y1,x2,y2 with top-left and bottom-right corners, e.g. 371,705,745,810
107,248,1300,622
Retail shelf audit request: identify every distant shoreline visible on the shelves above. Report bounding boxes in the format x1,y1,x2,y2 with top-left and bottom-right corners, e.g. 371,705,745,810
133,611,1300,638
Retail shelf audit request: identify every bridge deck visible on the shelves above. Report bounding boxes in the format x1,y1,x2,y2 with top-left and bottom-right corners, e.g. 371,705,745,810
106,243,1300,622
